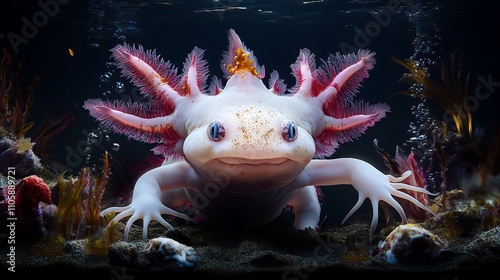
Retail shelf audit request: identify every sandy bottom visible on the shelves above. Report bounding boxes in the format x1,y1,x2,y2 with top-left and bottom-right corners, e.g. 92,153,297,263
1,211,499,279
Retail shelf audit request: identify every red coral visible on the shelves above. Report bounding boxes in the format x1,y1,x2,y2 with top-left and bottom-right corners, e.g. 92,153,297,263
14,175,51,209
1,175,52,242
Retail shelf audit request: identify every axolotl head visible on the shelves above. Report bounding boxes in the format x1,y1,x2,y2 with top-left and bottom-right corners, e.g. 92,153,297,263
83,29,388,191
180,70,316,188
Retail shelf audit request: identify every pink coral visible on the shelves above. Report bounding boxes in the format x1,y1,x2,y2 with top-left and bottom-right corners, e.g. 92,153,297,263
394,148,431,220
374,141,433,221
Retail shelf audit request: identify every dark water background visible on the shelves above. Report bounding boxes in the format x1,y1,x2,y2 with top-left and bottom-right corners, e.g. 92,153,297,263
1,0,499,224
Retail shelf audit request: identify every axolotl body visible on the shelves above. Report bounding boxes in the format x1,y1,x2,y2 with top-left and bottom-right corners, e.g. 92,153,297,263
84,29,433,241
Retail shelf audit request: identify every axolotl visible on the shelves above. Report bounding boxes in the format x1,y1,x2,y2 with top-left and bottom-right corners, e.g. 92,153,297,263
84,29,433,241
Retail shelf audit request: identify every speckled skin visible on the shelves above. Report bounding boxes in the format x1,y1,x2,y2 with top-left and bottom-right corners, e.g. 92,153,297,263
84,29,434,241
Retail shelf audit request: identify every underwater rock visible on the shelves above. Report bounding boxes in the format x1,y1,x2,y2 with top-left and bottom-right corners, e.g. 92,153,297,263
0,137,41,179
0,175,52,242
377,223,447,265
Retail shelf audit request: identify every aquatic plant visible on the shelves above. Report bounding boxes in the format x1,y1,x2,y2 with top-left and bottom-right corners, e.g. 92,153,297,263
53,151,112,238
85,211,119,255
35,151,119,255
393,51,499,200
393,50,471,138
393,52,500,241
53,169,87,239
84,151,112,235
0,47,37,138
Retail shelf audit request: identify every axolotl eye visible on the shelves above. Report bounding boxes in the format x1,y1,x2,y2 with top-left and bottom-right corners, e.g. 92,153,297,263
281,119,298,142
207,120,225,142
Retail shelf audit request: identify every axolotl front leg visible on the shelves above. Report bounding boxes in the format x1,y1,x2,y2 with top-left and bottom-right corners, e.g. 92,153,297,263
101,160,197,241
292,158,435,240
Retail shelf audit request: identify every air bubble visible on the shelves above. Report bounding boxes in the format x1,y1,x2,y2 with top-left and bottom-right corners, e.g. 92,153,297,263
99,72,112,83
114,82,125,94
88,132,99,144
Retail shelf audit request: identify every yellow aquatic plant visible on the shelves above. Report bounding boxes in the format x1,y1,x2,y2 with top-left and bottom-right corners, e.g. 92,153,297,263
393,51,472,137
53,169,87,239
85,151,109,236
53,151,112,238
34,151,117,256
85,212,119,256
32,169,88,256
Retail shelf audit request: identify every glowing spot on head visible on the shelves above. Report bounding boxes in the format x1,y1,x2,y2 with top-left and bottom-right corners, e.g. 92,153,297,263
226,47,259,77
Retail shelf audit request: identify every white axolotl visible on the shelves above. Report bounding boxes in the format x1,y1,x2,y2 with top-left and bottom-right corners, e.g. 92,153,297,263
84,29,434,241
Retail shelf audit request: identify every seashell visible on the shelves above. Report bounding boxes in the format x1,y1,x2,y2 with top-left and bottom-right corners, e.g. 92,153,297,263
145,237,196,268
378,223,447,264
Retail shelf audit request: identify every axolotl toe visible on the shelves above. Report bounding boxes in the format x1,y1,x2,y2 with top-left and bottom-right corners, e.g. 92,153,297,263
84,29,434,241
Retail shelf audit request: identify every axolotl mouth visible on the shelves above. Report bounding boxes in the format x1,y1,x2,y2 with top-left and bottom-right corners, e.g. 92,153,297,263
218,157,289,166
202,157,302,192
212,157,304,184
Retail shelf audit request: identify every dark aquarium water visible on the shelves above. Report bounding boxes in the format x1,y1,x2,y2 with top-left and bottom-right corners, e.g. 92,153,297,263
0,0,499,279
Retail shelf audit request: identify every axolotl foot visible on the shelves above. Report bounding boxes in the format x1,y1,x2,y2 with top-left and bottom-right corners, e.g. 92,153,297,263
101,196,196,241
340,162,436,241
